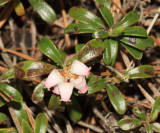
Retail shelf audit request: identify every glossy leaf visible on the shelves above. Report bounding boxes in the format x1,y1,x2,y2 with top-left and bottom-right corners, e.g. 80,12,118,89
14,0,25,16
77,39,104,63
150,96,160,122
151,122,160,132
103,39,118,66
123,26,147,37
69,7,105,28
75,44,85,53
65,23,98,34
115,10,140,28
124,65,155,79
106,84,126,115
92,30,109,39
132,106,147,119
96,0,111,10
39,37,64,66
22,119,32,133
146,124,153,133
0,112,7,122
0,61,55,80
118,118,142,130
0,128,17,133
120,36,154,50
110,26,124,37
0,84,22,102
121,42,143,59
96,0,114,27
32,81,45,104
66,95,82,122
0,96,7,107
29,0,56,23
34,113,48,133
11,102,30,124
87,74,106,95
0,0,9,6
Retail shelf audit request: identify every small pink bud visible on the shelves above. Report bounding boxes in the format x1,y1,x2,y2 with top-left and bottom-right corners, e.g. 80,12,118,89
70,76,88,94
70,60,91,77
43,69,64,90
58,82,74,102
52,85,60,95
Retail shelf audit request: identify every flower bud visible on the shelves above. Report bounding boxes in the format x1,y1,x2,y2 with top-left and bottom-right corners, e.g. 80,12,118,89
70,60,91,77
58,82,74,102
43,69,64,90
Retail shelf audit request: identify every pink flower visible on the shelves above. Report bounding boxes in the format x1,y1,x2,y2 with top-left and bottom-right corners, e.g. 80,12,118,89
58,82,74,102
43,69,64,90
52,85,60,95
70,76,88,94
70,60,91,77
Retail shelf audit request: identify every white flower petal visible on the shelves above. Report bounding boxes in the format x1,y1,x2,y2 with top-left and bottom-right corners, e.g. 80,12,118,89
52,85,60,95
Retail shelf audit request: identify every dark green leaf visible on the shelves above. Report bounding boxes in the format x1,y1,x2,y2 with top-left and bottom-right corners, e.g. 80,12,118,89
39,37,64,66
0,96,7,107
110,26,124,37
34,113,48,133
0,84,22,102
146,124,153,133
121,42,143,59
0,61,55,80
132,106,147,119
0,128,17,133
66,95,82,122
11,102,29,124
0,112,7,122
120,36,154,50
115,10,140,28
69,7,105,28
59,50,66,62
150,96,160,122
103,39,118,66
65,23,98,34
151,122,160,132
118,118,142,130
92,30,109,39
96,0,114,27
124,65,155,79
87,73,106,95
123,26,147,37
77,39,104,63
22,119,32,133
96,0,111,10
75,44,85,53
29,0,56,23
106,84,126,115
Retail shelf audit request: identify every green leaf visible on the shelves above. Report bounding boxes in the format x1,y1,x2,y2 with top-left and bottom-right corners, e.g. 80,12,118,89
75,44,85,53
106,84,126,115
0,61,55,80
29,0,56,23
69,7,105,28
150,96,160,122
48,94,65,111
115,10,140,28
77,39,104,63
124,65,155,79
0,0,9,6
146,124,153,133
0,84,22,102
103,39,118,66
65,23,98,34
96,0,111,10
66,95,82,122
121,42,143,59
123,26,147,37
11,102,30,124
34,113,48,133
14,0,25,16
22,119,32,133
118,118,142,130
0,112,7,122
120,36,154,50
132,106,147,119
92,30,109,39
96,0,114,27
110,26,124,37
0,96,7,107
87,73,106,95
0,128,17,133
32,81,45,104
151,122,160,132
39,37,64,66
